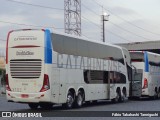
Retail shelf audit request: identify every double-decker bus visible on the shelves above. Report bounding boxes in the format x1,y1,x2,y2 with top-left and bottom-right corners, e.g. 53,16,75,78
6,29,131,109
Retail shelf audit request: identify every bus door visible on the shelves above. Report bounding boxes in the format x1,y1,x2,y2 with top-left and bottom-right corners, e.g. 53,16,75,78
108,71,114,99
131,69,143,97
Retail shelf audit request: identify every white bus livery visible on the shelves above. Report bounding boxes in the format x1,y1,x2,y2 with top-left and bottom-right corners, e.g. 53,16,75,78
6,29,130,109
130,51,160,99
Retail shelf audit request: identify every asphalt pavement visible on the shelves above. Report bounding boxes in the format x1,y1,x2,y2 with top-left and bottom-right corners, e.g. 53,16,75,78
0,95,160,120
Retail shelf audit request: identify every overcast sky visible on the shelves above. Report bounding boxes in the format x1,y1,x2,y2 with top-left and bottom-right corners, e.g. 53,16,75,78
1,0,160,53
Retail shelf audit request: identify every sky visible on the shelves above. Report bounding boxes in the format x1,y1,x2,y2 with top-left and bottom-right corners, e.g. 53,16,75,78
1,0,160,54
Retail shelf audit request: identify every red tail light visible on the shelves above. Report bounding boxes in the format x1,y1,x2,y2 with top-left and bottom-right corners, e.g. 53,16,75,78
40,74,50,92
143,78,148,89
6,74,11,91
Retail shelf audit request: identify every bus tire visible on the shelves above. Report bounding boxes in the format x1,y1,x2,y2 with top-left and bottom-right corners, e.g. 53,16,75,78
74,91,84,108
28,103,39,109
149,90,158,100
120,94,125,102
92,100,98,104
85,101,91,104
40,103,53,109
153,87,158,99
63,91,75,109
111,90,121,103
121,88,127,102
158,88,160,99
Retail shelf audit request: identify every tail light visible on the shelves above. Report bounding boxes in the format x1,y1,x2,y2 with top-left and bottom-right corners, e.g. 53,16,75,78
143,78,148,89
6,74,11,91
40,74,50,92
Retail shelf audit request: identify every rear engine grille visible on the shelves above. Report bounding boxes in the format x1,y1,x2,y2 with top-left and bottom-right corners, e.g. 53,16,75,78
10,59,42,79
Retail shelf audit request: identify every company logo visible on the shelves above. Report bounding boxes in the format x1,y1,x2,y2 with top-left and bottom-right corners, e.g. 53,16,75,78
1,112,42,117
16,51,34,56
2,112,11,117
14,36,37,41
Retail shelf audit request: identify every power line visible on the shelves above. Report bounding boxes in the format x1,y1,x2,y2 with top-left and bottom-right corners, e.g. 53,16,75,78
3,0,133,42
5,0,100,29
0,20,64,29
91,0,103,7
83,1,132,42
91,0,160,36
81,34,91,39
0,17,131,43
107,30,133,43
108,21,152,41
81,3,100,16
0,20,54,28
81,1,155,41
5,0,64,11
82,16,100,28
81,16,133,42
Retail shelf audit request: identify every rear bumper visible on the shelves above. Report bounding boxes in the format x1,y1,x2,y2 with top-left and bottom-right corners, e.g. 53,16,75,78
142,88,149,96
6,90,51,103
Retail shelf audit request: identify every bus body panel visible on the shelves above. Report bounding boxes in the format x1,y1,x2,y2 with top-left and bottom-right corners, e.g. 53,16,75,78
6,29,52,103
8,30,45,48
7,32,45,93
131,51,160,97
6,29,130,106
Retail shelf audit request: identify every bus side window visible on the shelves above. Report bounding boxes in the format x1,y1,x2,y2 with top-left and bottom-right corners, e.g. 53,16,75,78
127,64,132,81
109,72,114,83
103,71,108,83
84,70,89,83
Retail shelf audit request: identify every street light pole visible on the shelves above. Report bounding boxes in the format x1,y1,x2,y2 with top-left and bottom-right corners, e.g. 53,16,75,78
102,13,109,42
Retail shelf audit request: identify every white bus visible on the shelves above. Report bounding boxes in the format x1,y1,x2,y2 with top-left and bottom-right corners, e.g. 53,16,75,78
130,51,160,99
6,29,131,109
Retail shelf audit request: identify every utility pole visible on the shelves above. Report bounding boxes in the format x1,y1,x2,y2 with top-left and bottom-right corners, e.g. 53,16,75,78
101,12,109,42
64,0,81,36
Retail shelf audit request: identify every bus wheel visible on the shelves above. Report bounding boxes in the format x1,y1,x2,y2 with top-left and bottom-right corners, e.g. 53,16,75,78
158,88,160,99
63,91,74,109
111,91,120,103
28,103,39,109
121,88,127,102
150,91,158,100
74,91,84,108
40,103,53,109
153,88,158,99
92,100,98,104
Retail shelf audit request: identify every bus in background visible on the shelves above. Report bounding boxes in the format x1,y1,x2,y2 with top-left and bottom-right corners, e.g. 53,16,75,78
130,51,160,99
6,29,131,109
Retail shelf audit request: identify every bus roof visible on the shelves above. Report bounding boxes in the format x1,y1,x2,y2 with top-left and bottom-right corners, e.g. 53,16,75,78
130,51,160,65
51,31,125,62
52,30,124,50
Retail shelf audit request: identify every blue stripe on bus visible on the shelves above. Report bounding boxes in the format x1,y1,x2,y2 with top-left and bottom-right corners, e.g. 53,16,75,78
45,29,52,64
144,51,149,72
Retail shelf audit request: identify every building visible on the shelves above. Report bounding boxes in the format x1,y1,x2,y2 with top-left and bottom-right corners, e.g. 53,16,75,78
117,40,160,54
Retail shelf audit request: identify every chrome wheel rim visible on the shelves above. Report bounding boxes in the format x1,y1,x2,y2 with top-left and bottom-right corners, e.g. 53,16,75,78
77,94,83,106
67,94,74,108
115,93,119,102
